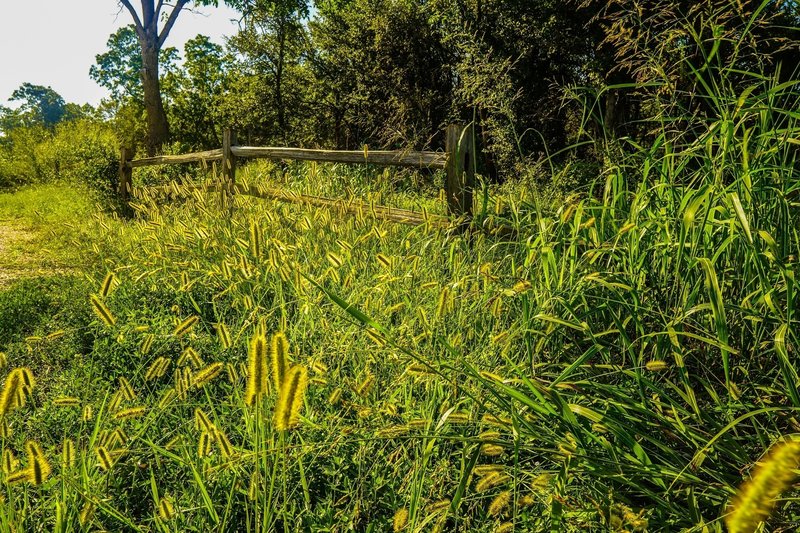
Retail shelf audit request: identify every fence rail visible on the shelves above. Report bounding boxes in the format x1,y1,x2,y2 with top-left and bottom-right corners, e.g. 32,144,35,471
119,125,475,224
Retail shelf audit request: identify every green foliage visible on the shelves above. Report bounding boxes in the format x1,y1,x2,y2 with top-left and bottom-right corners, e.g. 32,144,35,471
0,119,118,196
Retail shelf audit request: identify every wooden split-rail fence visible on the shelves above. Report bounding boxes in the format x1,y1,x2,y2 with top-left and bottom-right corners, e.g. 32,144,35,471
118,125,476,228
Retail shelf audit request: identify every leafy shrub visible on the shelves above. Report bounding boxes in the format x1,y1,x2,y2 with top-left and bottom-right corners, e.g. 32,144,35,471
0,119,118,198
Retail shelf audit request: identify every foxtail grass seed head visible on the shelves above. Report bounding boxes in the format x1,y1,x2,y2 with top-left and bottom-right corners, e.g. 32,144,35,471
194,408,214,433
474,464,504,477
140,333,154,355
271,332,290,392
274,365,309,432
79,502,95,526
118,377,136,401
114,406,147,420
481,444,505,457
89,294,116,326
217,323,232,349
0,368,34,416
0,352,6,369
426,499,451,514
173,315,199,337
328,388,342,405
519,494,536,508
246,333,269,406
488,490,512,517
355,374,375,396
725,440,800,533
82,404,93,422
193,362,224,388
99,272,118,297
475,472,510,493
178,346,203,368
0,419,9,438
95,446,114,471
62,439,75,469
249,221,262,259
198,431,212,458
2,449,17,474
393,508,409,531
645,360,669,372
5,469,30,485
214,427,235,458
495,522,514,533
158,496,176,521
26,441,51,485
53,396,80,407
145,357,170,381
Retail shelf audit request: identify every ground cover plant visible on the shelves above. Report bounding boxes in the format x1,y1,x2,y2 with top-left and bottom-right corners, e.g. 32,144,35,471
0,2,799,531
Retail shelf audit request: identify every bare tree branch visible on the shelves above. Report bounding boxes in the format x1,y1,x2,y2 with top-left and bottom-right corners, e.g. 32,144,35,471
119,0,145,36
158,0,190,48
155,0,165,22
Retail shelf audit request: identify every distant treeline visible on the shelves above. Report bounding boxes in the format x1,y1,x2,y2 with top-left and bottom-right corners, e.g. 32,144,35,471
2,0,799,182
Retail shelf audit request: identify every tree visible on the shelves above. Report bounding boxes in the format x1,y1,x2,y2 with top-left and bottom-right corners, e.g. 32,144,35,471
227,0,309,144
9,83,67,128
115,0,237,155
165,35,233,149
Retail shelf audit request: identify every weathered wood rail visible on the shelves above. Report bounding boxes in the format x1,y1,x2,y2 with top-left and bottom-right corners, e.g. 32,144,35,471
119,124,475,224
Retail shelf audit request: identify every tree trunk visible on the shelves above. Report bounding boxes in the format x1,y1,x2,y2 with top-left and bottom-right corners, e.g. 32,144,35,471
276,21,287,144
140,37,169,156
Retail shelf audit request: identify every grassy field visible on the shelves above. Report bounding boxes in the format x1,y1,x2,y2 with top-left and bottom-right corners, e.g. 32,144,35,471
0,60,799,533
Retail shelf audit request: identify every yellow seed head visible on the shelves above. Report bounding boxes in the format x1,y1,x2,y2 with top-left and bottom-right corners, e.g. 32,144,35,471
79,502,95,526
245,333,269,406
82,404,93,422
726,440,800,533
355,374,375,396
53,396,81,407
158,496,176,520
0,368,24,416
495,522,514,533
214,427,235,458
274,365,308,432
393,508,409,531
488,490,511,517
62,439,75,469
645,360,669,372
198,431,212,458
95,446,113,471
173,316,199,337
118,377,136,401
270,332,290,392
328,388,342,405
5,469,30,485
114,406,147,420
474,464,504,477
2,449,17,474
100,272,118,297
194,408,215,433
140,334,155,355
426,499,451,514
193,362,224,388
89,294,116,326
217,323,232,349
475,472,510,492
26,441,51,485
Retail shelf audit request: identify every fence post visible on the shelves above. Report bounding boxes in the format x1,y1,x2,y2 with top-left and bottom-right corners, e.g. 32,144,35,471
445,123,475,221
118,146,133,200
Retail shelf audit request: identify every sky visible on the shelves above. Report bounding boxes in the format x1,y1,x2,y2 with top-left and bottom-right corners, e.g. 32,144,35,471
0,1,241,108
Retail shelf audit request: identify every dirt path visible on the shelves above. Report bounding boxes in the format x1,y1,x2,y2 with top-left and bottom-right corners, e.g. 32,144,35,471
0,222,58,288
